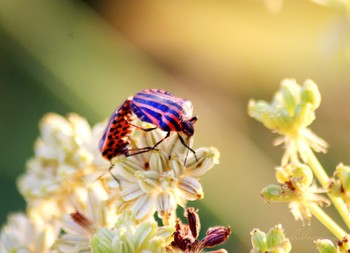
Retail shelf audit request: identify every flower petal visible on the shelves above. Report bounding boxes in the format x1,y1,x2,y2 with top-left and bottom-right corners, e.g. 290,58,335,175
177,177,204,201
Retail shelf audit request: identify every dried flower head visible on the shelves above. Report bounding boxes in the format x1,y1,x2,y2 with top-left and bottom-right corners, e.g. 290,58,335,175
171,208,231,253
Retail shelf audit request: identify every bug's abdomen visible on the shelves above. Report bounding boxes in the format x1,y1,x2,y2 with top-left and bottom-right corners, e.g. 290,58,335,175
100,99,135,160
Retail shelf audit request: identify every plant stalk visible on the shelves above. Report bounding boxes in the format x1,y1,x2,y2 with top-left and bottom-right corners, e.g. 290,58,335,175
308,203,347,240
304,144,350,229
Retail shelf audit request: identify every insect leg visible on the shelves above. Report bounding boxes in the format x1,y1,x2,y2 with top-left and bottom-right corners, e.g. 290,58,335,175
128,123,157,132
125,147,153,156
125,131,171,157
152,131,170,149
177,133,198,163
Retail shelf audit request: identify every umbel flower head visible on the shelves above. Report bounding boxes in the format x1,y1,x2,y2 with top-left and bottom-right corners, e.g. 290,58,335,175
261,163,329,224
248,79,328,165
110,122,220,223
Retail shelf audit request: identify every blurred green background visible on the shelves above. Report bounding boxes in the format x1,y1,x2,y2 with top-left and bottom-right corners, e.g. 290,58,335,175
2,0,350,252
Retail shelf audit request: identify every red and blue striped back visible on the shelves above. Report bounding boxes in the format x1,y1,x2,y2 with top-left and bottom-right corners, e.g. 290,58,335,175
130,89,194,134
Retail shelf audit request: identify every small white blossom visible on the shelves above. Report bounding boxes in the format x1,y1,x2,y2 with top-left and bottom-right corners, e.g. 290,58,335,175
0,213,59,253
110,124,220,222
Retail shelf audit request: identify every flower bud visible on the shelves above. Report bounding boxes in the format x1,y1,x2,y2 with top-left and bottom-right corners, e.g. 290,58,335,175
150,150,168,174
291,163,313,188
165,131,193,156
275,108,293,134
248,100,273,123
169,156,185,178
275,166,290,184
250,228,267,252
261,185,282,202
131,194,155,220
186,208,201,239
133,221,157,250
315,239,338,253
294,102,315,130
177,177,204,201
116,159,141,181
111,234,134,253
156,191,176,218
121,184,144,201
186,147,220,177
202,226,231,248
300,79,321,110
144,124,164,148
281,80,299,115
266,224,286,249
335,164,350,192
91,228,114,253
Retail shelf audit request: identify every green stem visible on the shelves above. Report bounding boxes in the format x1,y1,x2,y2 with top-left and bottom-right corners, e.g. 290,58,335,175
304,144,350,229
308,203,347,240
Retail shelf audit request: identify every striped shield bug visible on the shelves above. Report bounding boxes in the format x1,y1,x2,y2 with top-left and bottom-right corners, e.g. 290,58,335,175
130,89,198,160
100,89,198,163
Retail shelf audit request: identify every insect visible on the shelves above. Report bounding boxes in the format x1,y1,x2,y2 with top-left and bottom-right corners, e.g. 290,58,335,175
130,89,198,158
100,89,198,162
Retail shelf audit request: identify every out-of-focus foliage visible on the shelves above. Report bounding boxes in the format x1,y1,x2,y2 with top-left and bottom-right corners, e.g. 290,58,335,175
2,0,350,252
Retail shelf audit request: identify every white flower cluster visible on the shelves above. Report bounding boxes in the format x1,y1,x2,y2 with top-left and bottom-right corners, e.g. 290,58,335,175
0,112,222,253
